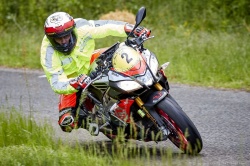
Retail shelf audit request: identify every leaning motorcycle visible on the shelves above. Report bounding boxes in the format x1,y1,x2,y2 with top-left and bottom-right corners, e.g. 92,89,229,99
79,7,203,154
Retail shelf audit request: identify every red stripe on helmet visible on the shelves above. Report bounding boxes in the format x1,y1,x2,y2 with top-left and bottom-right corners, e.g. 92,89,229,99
45,20,75,35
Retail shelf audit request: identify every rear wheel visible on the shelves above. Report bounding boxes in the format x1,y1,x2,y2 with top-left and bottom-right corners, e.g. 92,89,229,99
156,94,203,154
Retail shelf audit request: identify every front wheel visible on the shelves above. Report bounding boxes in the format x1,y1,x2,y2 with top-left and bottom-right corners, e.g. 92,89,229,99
156,94,203,154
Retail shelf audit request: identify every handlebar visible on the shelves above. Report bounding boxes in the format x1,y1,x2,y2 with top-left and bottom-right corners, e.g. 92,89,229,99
82,73,103,92
88,32,154,82
126,32,154,47
89,70,98,80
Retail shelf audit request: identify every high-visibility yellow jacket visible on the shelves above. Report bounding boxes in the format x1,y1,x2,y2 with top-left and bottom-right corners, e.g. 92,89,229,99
40,18,127,94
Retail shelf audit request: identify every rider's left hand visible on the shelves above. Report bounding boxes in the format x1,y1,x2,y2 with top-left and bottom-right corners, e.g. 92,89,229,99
134,26,151,37
125,23,151,37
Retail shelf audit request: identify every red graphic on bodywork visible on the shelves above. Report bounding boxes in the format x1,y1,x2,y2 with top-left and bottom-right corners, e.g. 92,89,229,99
114,99,134,123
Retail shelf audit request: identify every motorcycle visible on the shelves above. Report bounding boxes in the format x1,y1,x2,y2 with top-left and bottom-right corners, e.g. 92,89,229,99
79,7,203,154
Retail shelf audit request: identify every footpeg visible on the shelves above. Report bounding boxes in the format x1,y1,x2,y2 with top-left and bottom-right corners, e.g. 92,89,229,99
88,123,99,136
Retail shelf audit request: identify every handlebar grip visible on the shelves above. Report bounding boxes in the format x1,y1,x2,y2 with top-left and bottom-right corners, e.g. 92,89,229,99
89,71,98,79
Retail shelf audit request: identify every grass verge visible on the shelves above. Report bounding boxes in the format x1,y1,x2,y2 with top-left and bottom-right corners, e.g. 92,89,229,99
0,107,182,166
0,27,249,91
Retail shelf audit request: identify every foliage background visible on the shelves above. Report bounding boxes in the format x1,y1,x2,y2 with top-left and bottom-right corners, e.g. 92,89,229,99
0,0,249,90
1,0,249,31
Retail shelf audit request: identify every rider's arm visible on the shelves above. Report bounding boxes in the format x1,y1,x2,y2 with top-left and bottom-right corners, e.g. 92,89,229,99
73,19,127,75
40,37,77,94
75,18,128,39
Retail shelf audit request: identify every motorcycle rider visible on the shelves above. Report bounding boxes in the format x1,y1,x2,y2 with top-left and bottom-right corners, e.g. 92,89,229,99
40,11,150,132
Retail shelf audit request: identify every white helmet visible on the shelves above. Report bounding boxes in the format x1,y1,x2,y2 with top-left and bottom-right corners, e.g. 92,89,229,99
44,12,76,54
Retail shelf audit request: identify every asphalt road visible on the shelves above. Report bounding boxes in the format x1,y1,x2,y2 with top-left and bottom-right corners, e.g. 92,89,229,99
0,67,249,166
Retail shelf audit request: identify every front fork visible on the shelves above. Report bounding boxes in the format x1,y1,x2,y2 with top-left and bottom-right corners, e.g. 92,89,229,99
135,83,170,140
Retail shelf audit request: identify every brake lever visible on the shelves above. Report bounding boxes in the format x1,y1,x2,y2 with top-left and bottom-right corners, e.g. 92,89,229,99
135,33,154,46
135,36,144,46
144,35,154,40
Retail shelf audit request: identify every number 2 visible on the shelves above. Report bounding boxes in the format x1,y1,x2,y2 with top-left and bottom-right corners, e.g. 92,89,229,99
121,53,133,63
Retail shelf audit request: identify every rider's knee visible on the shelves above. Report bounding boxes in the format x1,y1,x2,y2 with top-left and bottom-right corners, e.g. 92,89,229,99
58,107,76,132
58,107,89,132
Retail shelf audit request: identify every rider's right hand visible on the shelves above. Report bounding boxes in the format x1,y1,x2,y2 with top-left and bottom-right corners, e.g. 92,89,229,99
70,74,91,90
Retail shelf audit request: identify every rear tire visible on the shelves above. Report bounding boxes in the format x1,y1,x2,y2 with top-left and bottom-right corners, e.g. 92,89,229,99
156,94,203,154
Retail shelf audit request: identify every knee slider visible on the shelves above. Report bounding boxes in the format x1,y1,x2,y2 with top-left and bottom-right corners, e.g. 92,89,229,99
58,108,75,132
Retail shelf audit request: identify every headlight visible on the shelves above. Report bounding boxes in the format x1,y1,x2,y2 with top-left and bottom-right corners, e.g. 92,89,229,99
136,70,154,86
116,81,143,93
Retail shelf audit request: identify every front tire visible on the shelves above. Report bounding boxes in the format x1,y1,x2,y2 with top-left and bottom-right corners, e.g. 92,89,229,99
156,94,203,154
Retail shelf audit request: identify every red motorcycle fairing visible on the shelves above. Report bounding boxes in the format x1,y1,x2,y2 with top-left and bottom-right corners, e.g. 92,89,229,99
90,48,108,65
113,99,135,123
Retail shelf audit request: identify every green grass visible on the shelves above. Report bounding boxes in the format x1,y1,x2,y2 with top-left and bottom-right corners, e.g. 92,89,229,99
0,107,179,166
0,28,41,69
154,28,250,90
0,26,249,91
0,0,250,91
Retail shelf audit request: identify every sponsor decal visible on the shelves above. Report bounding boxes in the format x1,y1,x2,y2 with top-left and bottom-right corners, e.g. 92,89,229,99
152,91,166,103
50,14,63,24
